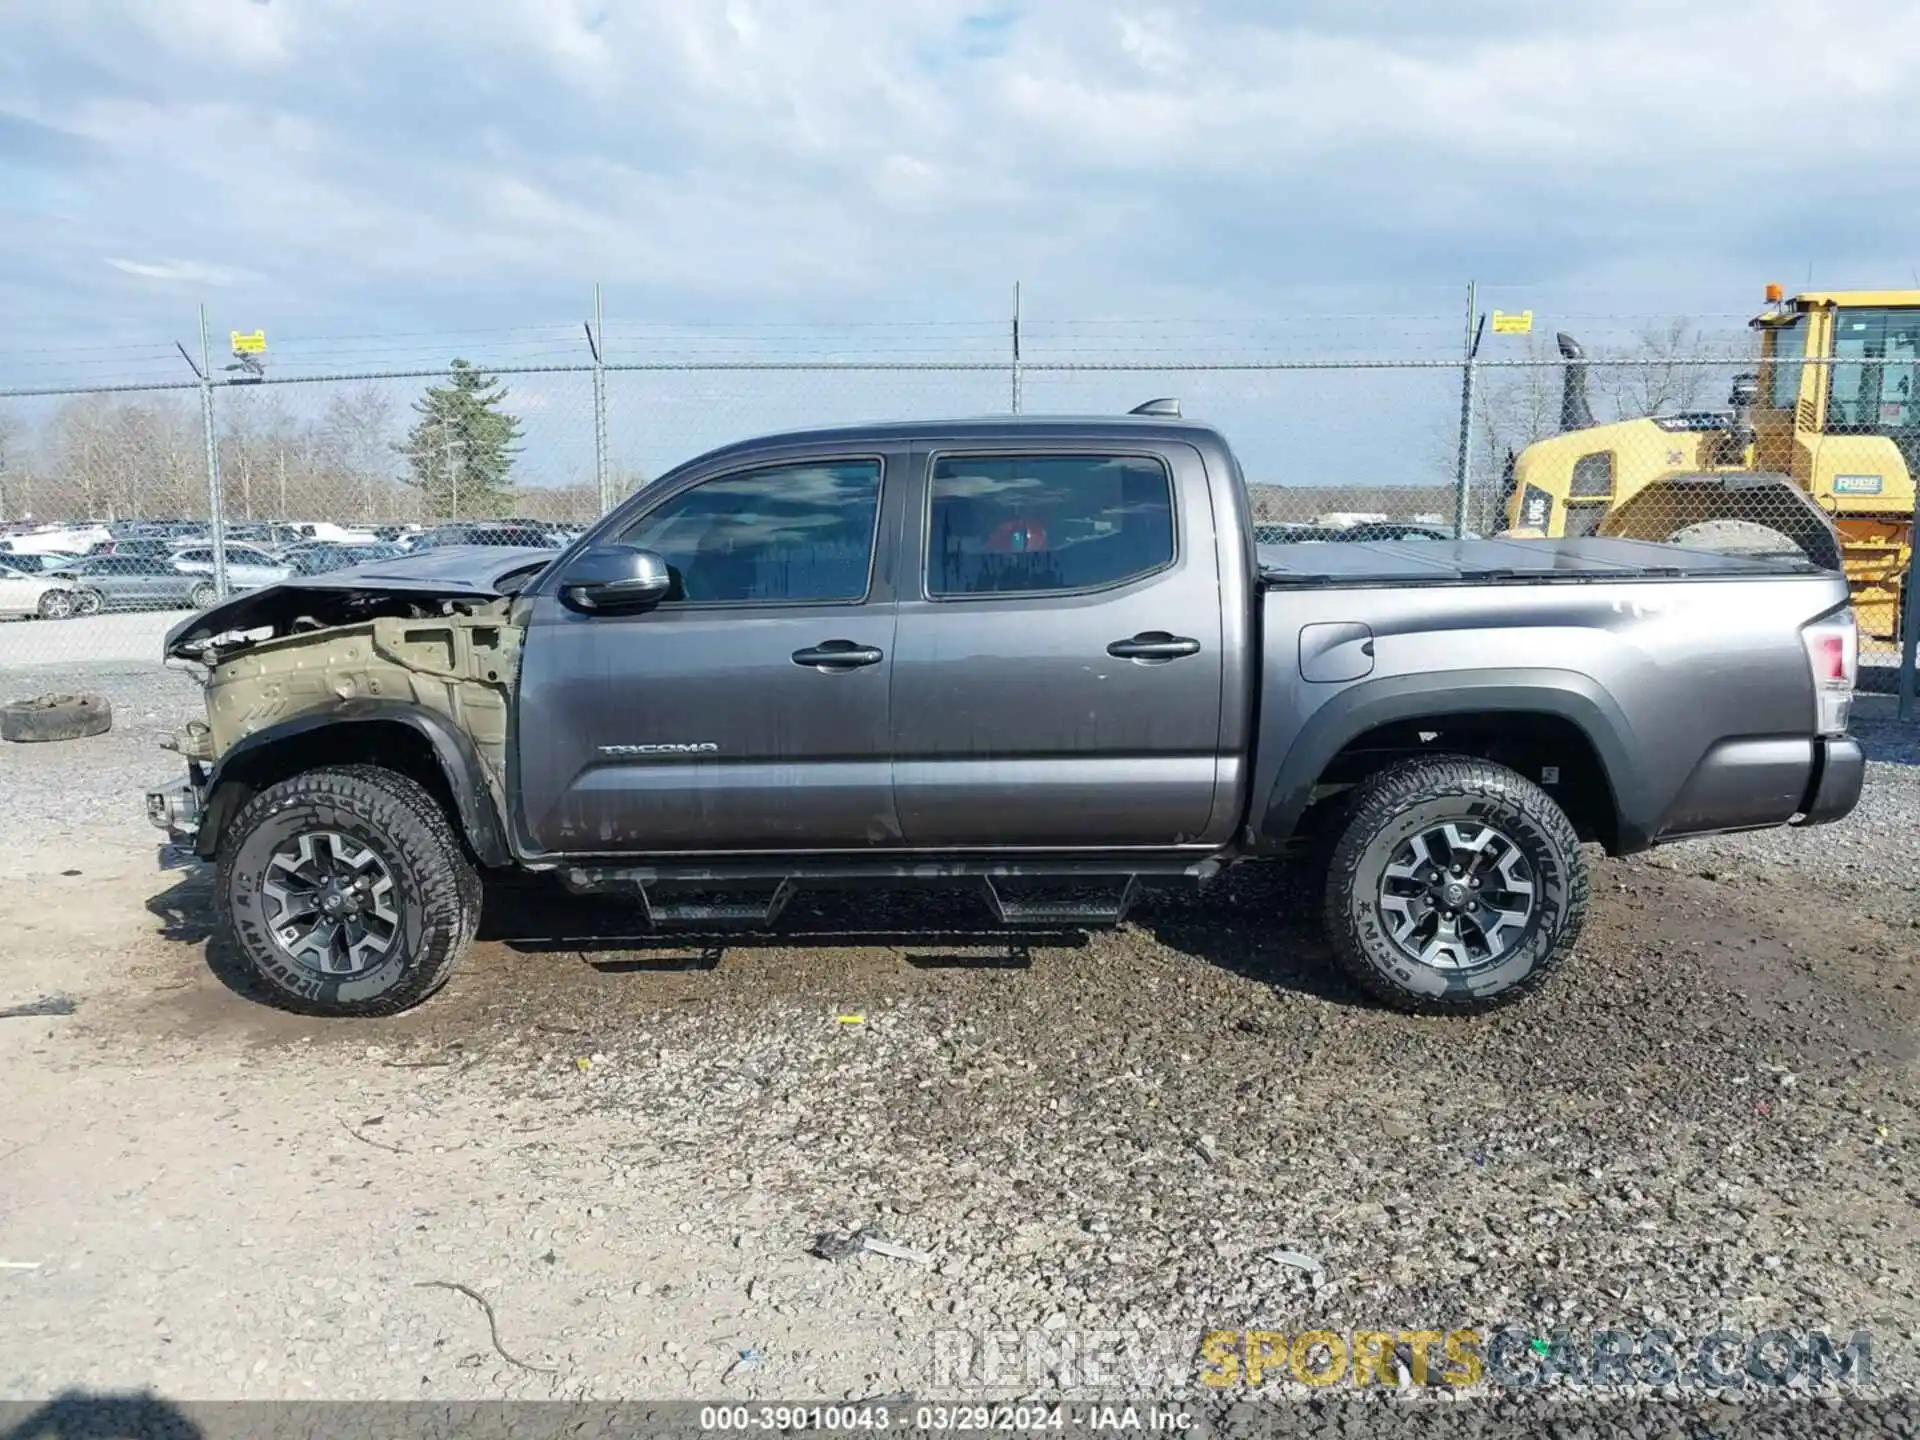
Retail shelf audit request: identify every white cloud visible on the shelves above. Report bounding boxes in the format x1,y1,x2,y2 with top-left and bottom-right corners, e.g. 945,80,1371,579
105,257,251,285
0,0,1917,364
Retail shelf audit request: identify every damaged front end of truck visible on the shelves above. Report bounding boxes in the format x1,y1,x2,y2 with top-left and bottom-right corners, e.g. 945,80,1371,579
146,547,553,868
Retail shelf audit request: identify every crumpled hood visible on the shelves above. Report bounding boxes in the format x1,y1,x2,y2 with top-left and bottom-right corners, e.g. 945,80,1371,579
163,545,557,659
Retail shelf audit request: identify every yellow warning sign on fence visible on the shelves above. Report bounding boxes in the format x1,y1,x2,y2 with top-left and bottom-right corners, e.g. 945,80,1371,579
1490,311,1533,335
230,330,267,354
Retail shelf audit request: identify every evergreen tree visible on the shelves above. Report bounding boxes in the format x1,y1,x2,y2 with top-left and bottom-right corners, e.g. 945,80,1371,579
396,360,524,519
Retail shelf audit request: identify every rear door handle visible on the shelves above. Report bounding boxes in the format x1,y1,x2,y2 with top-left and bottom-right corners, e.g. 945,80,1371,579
791,639,885,670
1107,632,1201,661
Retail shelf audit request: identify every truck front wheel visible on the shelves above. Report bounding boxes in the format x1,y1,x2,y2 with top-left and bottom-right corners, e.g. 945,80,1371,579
1322,755,1588,1014
216,766,480,1016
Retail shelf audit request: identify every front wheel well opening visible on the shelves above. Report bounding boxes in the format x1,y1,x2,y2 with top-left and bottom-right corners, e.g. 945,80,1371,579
203,722,468,860
1305,711,1621,853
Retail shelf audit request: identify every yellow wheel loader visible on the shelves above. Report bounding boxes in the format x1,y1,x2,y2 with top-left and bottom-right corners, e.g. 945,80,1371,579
1502,287,1918,641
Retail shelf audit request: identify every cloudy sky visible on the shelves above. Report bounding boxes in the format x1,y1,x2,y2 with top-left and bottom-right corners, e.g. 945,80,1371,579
3,0,1918,482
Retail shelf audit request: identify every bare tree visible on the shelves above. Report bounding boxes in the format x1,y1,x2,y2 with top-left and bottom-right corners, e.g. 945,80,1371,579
218,398,264,521
320,384,396,522
1594,316,1742,420
43,396,115,519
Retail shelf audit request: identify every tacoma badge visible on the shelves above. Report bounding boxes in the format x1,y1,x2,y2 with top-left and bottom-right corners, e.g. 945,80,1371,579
597,742,720,757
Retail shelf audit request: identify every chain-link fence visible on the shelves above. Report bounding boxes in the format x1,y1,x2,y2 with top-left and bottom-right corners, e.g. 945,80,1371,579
0,302,1915,706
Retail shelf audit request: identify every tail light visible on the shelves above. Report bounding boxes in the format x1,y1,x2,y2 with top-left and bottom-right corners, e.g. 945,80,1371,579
1801,609,1857,737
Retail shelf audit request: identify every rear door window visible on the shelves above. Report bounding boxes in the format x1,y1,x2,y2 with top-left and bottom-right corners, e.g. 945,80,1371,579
925,453,1175,597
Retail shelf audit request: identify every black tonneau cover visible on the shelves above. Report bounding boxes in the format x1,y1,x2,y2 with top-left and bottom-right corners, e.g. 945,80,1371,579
1257,536,1827,587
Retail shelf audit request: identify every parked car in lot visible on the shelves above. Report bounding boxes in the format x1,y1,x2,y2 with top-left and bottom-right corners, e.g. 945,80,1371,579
169,544,291,589
280,541,409,577
151,406,1865,1020
412,522,561,550
0,552,83,576
1253,522,1341,544
0,563,82,619
85,538,180,560
4,525,109,555
49,555,220,613
1333,520,1470,543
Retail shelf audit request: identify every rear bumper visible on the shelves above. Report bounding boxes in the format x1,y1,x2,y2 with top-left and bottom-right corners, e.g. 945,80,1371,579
1792,737,1865,828
1655,735,1864,843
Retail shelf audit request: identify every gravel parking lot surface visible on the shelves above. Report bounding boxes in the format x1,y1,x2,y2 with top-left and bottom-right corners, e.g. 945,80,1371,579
0,609,185,669
0,661,1914,1427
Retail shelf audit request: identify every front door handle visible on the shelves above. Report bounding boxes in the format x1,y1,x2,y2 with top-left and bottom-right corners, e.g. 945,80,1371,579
791,639,885,670
1107,632,1201,661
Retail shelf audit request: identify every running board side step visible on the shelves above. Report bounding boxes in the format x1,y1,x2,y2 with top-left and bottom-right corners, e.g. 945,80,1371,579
981,876,1139,926
559,855,1219,930
558,875,799,929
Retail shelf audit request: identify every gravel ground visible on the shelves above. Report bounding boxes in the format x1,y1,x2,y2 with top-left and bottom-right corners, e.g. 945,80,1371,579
0,660,1915,1431
0,608,185,669
0,662,204,851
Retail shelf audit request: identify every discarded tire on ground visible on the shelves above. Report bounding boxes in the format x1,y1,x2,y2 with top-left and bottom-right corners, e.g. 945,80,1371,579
1,693,114,743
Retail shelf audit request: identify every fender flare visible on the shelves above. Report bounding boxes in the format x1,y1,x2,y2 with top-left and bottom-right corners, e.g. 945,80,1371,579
196,700,512,867
1254,669,1649,853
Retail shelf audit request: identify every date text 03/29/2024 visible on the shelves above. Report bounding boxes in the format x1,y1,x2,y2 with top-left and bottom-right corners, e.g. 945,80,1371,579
697,1404,1194,1433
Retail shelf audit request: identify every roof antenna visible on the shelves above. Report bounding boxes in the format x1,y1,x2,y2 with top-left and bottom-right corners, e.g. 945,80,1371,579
1129,398,1181,417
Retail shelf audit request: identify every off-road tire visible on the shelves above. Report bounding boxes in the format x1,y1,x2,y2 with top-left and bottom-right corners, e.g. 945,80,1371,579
36,590,75,620
1322,754,1588,1015
72,589,104,617
217,765,480,1016
2,693,113,743
188,581,218,609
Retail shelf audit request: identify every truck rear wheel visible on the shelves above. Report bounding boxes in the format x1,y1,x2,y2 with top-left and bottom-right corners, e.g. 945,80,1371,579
1322,755,1588,1014
216,765,480,1016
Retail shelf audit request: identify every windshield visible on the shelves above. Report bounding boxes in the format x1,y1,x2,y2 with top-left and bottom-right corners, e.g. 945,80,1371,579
1827,307,1920,431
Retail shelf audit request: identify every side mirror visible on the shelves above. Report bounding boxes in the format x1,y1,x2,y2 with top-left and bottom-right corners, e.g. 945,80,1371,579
559,545,673,613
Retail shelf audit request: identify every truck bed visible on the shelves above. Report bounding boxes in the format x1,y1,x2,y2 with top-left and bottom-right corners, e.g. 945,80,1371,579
1256,536,1828,588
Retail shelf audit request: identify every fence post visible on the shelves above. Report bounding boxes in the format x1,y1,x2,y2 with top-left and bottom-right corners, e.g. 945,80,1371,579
441,419,462,521
196,304,229,600
590,281,610,513
1010,281,1022,415
1452,281,1482,539
1899,493,1919,722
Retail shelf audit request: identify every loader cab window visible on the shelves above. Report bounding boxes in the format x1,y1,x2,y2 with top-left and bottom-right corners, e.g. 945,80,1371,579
1766,317,1806,410
1826,309,1920,433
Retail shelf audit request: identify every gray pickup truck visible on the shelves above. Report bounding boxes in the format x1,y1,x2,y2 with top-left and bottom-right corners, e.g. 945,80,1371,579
149,407,1864,1018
